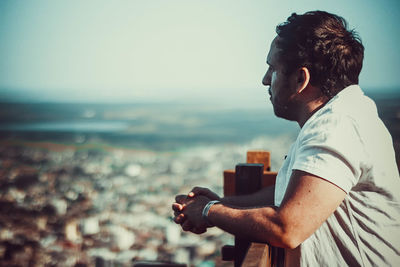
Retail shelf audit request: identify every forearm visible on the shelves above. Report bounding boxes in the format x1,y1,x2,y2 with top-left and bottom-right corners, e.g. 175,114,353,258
221,185,275,207
207,203,293,248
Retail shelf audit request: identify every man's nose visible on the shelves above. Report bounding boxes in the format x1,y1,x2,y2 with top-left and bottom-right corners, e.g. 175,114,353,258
262,72,270,86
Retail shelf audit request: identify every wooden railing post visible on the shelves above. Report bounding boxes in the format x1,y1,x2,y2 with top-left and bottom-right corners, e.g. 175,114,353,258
233,163,264,267
221,151,278,267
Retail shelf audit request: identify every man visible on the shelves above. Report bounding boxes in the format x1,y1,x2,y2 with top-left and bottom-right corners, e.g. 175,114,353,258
172,11,400,266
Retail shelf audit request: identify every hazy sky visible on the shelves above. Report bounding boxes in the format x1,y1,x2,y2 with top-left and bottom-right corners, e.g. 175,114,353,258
0,0,399,104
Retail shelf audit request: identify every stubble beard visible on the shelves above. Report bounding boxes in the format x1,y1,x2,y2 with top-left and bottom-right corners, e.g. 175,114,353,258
272,96,301,122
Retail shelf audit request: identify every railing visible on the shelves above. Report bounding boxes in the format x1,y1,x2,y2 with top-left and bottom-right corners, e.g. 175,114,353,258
221,150,282,267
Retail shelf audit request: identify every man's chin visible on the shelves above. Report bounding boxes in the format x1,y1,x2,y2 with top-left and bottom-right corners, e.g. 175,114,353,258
273,106,297,122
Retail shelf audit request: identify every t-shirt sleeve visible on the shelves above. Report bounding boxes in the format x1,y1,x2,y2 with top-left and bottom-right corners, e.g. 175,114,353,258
292,113,363,193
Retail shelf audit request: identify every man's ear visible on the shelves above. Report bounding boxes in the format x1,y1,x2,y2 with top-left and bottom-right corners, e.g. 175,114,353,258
297,67,310,94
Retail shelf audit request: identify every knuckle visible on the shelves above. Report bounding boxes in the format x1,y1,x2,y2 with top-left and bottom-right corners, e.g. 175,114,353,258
191,187,199,193
172,203,181,211
193,187,206,194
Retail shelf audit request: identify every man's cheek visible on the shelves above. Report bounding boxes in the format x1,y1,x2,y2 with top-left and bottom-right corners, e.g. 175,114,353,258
271,71,277,84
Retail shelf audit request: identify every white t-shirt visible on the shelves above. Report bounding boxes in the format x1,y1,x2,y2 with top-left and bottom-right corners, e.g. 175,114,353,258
274,85,400,266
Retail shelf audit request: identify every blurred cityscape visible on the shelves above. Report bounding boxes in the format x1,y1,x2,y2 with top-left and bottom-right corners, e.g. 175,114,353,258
0,103,296,266
0,92,399,266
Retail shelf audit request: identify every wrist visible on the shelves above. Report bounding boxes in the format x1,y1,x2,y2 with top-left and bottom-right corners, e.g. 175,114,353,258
202,200,221,227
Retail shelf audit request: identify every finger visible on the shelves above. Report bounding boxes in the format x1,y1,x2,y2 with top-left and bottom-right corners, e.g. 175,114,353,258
173,213,186,224
190,187,221,201
190,187,208,196
172,203,184,212
174,211,182,217
181,220,193,232
175,194,188,203
173,216,180,225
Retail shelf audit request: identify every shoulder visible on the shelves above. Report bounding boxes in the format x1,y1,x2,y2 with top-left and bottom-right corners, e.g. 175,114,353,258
299,107,361,150
292,97,366,193
299,85,376,147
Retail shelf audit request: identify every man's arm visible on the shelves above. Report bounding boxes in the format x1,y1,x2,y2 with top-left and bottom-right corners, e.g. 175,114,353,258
188,185,275,207
173,185,274,233
184,170,346,248
222,185,275,207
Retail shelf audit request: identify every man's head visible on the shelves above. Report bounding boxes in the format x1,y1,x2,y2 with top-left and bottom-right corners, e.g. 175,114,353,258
263,11,364,122
275,10,364,97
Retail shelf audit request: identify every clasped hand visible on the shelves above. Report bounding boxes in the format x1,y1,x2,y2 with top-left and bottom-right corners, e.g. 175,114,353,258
172,187,221,234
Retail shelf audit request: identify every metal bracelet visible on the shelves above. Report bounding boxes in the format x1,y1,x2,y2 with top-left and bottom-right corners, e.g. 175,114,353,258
202,200,221,227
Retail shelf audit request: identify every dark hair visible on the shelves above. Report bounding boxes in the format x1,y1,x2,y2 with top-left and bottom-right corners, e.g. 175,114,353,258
276,11,364,97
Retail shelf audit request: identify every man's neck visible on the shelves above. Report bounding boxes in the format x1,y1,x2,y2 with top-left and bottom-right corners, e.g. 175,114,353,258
297,96,329,128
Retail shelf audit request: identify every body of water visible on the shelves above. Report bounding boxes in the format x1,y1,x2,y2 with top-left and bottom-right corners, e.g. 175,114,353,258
1,90,399,152
0,102,299,150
